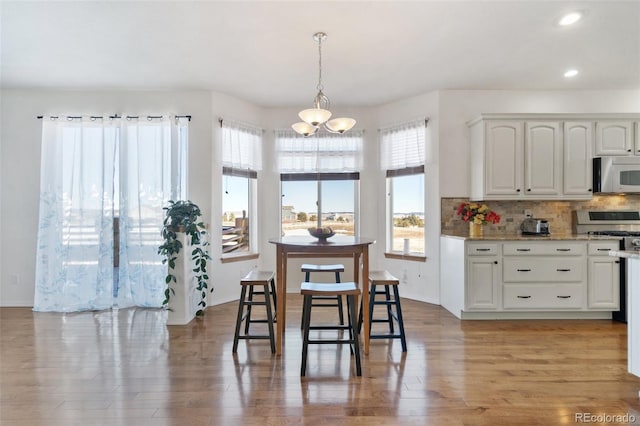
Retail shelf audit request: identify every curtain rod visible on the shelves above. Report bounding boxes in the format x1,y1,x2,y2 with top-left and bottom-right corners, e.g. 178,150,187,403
378,118,429,132
37,114,191,121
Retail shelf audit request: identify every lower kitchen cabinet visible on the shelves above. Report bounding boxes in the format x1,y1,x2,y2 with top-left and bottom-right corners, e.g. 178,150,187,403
587,241,620,309
440,236,621,319
503,284,583,309
466,249,500,310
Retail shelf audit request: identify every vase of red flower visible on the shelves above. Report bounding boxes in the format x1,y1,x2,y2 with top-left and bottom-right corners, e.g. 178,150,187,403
456,202,501,237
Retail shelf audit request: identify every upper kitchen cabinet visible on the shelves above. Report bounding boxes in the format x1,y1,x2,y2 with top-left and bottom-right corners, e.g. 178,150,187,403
524,121,562,196
470,120,523,198
563,121,593,196
469,114,640,201
595,121,635,156
469,117,563,200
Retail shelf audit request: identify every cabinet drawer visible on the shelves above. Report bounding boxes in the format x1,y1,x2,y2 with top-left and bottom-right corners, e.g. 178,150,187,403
503,284,583,309
467,243,499,256
503,243,585,256
503,257,585,282
588,241,620,256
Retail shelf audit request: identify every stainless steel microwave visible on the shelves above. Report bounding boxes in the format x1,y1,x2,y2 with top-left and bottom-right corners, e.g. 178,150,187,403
593,156,640,193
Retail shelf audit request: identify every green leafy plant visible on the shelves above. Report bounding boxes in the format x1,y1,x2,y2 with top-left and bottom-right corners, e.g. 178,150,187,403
158,200,212,316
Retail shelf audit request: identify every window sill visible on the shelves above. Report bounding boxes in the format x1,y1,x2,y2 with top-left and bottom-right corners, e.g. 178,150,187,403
221,253,259,264
384,252,427,262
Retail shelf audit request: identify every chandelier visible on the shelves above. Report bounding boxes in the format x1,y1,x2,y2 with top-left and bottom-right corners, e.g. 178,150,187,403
291,32,356,137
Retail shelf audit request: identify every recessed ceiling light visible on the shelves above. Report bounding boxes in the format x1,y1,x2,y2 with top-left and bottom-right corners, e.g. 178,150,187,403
564,69,579,78
559,12,582,26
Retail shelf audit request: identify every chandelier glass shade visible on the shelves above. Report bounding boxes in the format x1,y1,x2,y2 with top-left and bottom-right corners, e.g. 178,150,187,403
292,32,356,136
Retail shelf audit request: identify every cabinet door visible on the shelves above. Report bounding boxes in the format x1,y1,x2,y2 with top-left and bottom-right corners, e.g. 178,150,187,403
563,121,594,195
595,121,633,155
525,122,562,195
636,121,640,155
466,257,499,310
484,121,523,196
588,256,620,309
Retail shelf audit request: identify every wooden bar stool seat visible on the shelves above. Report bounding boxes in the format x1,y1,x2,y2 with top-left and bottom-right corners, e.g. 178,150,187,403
300,263,345,326
300,281,362,377
359,270,407,352
233,270,276,354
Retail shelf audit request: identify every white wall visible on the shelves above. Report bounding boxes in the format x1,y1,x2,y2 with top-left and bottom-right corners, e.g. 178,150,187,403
0,89,212,306
374,91,441,305
207,92,265,306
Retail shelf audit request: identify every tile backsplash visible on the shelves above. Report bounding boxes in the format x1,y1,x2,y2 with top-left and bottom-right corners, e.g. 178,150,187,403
441,195,640,235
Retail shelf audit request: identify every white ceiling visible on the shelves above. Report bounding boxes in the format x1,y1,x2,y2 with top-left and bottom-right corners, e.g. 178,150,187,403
1,0,639,108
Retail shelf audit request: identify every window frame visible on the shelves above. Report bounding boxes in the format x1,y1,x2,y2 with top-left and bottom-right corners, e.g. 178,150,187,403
221,166,258,261
385,166,426,260
280,172,360,237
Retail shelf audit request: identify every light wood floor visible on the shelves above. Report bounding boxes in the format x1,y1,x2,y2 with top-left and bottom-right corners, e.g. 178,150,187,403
1,296,640,425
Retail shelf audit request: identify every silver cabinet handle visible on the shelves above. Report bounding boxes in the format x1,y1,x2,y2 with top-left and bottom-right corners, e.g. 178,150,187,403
516,248,531,252
556,248,571,252
476,248,491,252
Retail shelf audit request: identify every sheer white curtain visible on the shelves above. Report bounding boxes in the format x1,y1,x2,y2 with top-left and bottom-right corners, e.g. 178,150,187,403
221,119,262,170
34,115,187,312
379,119,426,170
34,116,118,312
117,116,188,308
275,129,364,172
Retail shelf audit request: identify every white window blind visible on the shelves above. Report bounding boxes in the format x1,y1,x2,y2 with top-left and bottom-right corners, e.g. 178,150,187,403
221,119,263,171
275,129,364,172
379,119,426,170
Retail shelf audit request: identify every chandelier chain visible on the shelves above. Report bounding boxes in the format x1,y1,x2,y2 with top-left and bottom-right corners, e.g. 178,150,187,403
317,35,323,92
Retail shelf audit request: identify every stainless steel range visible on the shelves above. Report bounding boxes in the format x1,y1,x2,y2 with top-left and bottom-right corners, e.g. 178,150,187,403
574,210,640,322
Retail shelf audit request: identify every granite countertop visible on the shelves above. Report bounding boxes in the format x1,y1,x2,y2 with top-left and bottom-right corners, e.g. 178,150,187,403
610,250,640,259
441,232,623,241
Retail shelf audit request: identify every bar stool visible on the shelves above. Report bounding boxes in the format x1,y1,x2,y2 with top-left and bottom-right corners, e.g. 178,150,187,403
300,263,345,326
359,270,407,352
300,281,362,377
233,270,276,354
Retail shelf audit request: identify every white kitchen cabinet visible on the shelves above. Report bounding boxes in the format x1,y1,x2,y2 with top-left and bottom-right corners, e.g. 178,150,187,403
636,121,640,155
502,241,587,311
563,121,594,195
595,121,635,156
466,243,500,310
440,236,620,319
503,284,584,309
469,118,581,200
481,120,523,197
470,120,562,200
524,121,562,196
587,241,620,310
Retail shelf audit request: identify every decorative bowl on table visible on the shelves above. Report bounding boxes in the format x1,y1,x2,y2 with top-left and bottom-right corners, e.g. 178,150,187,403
308,227,335,241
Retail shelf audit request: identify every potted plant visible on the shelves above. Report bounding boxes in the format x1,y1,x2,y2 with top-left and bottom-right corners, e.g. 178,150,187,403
158,200,212,316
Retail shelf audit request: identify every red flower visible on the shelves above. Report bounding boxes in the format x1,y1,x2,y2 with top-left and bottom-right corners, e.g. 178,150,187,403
456,202,501,225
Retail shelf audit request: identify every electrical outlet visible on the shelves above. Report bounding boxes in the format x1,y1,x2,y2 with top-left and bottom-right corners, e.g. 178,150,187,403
524,209,532,218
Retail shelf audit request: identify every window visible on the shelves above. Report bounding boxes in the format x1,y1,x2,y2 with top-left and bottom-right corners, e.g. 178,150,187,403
380,119,426,256
276,129,364,236
281,173,358,236
222,167,255,254
220,119,262,257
